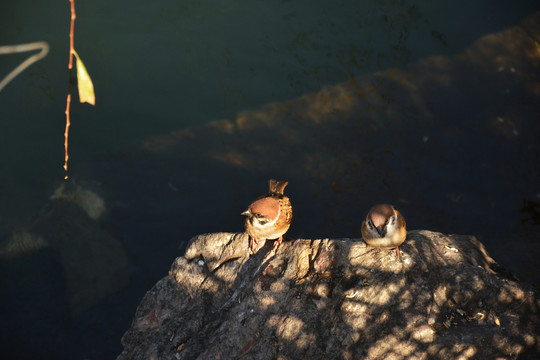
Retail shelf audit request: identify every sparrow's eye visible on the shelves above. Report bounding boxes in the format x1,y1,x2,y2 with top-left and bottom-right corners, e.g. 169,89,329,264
368,220,374,229
254,213,269,224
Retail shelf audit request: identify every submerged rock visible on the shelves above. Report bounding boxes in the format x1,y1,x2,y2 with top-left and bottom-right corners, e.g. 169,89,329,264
50,180,107,221
31,200,130,315
0,181,130,316
118,231,539,359
0,181,131,359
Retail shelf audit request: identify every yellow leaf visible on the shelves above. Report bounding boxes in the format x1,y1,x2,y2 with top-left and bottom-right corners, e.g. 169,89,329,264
73,49,95,105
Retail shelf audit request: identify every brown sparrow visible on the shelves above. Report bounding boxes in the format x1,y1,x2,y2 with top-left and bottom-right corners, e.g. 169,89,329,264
241,179,293,253
361,204,407,257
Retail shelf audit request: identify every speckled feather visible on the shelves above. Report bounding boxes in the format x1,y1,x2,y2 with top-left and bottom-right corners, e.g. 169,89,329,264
243,180,292,249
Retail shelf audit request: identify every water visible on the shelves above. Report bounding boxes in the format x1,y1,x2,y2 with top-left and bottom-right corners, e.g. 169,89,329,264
1,0,539,358
1,0,537,230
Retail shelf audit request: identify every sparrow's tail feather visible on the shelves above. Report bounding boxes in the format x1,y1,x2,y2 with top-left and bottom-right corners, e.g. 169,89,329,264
268,179,288,195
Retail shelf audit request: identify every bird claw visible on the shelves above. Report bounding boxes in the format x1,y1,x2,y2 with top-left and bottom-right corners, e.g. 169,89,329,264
273,236,283,252
249,236,259,253
395,246,402,260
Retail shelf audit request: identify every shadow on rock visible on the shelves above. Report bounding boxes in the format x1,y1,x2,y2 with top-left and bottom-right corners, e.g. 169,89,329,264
118,231,539,359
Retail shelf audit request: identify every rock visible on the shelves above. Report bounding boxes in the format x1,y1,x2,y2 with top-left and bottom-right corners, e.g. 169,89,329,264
50,180,107,221
30,199,130,315
0,230,49,257
184,232,251,272
118,231,539,359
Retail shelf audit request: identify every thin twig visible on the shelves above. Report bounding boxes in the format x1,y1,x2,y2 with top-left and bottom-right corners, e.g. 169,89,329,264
64,0,76,179
0,42,49,92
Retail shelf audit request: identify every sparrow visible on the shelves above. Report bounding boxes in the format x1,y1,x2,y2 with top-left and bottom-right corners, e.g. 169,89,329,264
241,179,293,253
361,204,407,258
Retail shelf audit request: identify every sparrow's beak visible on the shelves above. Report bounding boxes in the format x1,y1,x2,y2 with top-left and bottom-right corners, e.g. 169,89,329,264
376,226,386,237
241,210,251,217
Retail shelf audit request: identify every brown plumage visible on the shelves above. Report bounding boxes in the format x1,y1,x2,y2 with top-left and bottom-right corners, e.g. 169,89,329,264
242,179,293,253
361,204,407,257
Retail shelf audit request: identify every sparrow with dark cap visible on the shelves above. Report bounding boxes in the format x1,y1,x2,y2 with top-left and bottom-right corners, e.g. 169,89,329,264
242,179,292,253
361,204,407,257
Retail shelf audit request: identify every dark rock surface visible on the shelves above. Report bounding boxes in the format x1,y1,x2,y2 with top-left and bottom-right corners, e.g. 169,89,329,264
118,231,539,359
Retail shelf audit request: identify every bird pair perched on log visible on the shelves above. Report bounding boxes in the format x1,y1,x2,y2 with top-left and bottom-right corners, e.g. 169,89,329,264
241,179,407,256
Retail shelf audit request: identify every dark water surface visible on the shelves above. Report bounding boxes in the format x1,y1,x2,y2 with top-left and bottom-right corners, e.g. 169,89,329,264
1,0,540,359
1,0,538,233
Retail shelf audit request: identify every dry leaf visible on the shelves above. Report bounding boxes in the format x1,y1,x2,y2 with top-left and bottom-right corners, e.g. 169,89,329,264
73,49,95,105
